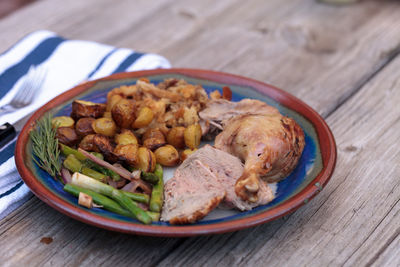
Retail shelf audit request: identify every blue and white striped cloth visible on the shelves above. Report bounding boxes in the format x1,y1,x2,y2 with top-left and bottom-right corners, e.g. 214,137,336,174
0,30,170,219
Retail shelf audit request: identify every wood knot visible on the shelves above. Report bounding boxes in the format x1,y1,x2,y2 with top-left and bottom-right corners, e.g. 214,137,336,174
280,24,338,54
344,145,357,152
178,9,196,19
40,237,53,244
255,26,269,35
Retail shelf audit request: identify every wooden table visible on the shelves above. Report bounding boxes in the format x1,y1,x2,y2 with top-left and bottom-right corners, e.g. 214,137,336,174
1,0,399,266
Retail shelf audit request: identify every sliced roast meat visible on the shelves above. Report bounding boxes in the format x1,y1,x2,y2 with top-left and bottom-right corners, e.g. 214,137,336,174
161,155,226,224
161,145,275,224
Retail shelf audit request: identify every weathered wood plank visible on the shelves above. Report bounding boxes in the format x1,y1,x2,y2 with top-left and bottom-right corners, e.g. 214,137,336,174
156,48,400,266
157,0,400,117
0,0,175,49
0,197,186,266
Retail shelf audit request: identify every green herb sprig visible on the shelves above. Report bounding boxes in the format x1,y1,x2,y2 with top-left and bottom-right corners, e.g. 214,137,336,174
30,114,61,178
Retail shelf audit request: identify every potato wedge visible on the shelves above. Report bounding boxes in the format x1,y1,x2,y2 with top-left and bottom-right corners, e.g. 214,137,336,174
136,147,156,172
115,129,138,145
75,117,95,137
79,134,99,152
142,128,166,151
52,116,75,128
166,126,185,149
184,124,202,149
71,100,106,119
114,144,139,166
154,145,179,166
56,127,79,146
132,107,154,128
92,117,117,137
111,98,136,128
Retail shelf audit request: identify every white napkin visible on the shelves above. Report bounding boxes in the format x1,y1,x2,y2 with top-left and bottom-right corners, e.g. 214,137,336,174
0,30,170,219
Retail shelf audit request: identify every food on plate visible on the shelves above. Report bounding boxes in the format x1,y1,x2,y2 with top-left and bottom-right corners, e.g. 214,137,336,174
75,117,95,136
200,99,305,202
51,116,75,128
71,100,106,119
56,127,79,146
161,145,274,224
30,77,304,225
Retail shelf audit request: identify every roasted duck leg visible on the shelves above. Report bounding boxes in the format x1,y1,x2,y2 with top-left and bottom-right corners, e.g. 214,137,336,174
200,99,305,202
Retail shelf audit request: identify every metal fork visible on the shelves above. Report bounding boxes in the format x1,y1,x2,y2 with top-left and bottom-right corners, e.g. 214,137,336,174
0,65,47,115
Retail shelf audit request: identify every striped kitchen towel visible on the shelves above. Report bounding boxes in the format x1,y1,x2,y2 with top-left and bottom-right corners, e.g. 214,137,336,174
0,30,170,220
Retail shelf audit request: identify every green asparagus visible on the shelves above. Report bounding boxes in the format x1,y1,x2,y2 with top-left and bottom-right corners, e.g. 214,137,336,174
149,164,164,212
60,144,86,161
64,184,160,221
141,171,159,185
71,172,151,224
64,183,130,216
120,191,150,204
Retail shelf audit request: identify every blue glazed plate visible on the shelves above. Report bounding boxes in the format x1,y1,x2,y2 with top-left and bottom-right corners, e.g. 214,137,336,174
15,69,336,237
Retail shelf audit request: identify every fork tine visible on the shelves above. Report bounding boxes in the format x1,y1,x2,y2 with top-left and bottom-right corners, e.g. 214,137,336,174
11,65,47,107
11,66,36,105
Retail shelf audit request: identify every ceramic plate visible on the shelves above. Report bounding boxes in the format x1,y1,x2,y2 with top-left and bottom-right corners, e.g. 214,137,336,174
15,69,336,237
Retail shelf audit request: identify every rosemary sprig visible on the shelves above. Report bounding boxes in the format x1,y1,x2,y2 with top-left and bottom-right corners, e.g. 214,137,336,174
29,114,61,179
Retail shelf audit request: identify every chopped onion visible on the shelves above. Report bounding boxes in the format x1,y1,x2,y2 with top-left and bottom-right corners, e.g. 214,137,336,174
122,181,140,193
61,168,72,184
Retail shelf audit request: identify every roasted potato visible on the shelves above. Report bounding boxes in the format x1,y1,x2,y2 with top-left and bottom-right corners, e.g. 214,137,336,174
115,129,138,145
106,94,123,112
111,98,136,128
52,116,74,128
75,117,95,136
183,106,199,126
93,134,117,162
103,111,112,118
184,123,202,149
78,134,99,152
180,148,197,161
166,126,185,149
71,100,106,119
132,107,154,128
56,127,79,146
136,147,156,172
92,117,117,137
114,144,138,166
142,128,166,150
154,145,179,166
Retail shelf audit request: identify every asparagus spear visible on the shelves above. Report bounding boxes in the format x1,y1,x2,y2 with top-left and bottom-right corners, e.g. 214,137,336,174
141,171,159,185
63,154,106,182
120,191,150,204
60,144,86,161
64,183,130,215
64,184,160,221
149,164,164,212
71,172,151,224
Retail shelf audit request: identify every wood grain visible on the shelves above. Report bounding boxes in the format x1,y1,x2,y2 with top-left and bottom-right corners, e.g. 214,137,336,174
0,0,399,265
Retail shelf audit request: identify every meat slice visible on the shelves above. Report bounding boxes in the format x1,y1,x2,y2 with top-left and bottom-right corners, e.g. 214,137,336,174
161,145,275,224
161,155,226,224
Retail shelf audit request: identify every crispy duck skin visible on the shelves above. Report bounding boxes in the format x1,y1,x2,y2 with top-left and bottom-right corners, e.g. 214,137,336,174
200,99,305,203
